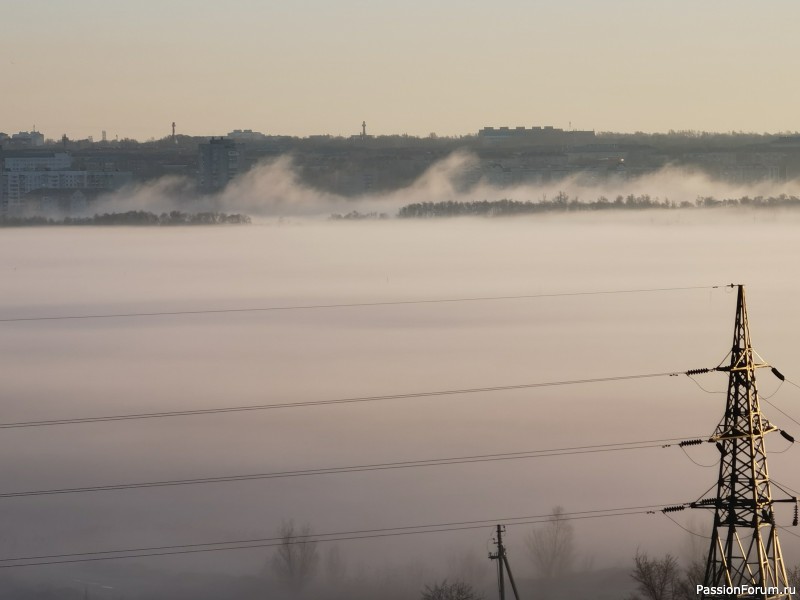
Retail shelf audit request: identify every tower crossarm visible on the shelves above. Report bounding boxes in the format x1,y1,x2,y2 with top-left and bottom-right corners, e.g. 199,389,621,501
710,424,779,441
715,363,772,373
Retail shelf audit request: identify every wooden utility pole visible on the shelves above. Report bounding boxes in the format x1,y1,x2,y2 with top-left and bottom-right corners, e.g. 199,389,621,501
489,525,521,600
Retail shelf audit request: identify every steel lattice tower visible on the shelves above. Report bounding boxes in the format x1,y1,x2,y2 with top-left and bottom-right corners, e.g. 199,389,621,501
699,285,792,599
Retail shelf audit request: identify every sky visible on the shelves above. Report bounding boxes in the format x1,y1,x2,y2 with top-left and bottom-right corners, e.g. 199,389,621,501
3,0,800,140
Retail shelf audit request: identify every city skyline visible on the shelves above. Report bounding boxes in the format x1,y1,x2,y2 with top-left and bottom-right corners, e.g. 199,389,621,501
3,0,800,141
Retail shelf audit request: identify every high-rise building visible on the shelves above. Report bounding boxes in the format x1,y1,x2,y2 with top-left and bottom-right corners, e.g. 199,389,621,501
197,138,244,193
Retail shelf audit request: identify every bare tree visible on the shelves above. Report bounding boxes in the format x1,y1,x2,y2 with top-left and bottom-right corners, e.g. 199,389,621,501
446,549,490,589
524,506,576,579
324,544,347,587
674,516,708,599
270,520,320,594
679,516,708,579
677,559,705,600
367,561,436,600
421,579,484,600
630,551,682,600
788,564,800,591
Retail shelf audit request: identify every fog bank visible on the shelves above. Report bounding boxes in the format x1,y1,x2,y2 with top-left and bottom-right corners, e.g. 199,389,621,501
1,214,799,597
92,152,800,218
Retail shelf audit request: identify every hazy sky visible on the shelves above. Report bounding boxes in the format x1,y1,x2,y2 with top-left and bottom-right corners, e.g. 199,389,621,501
3,0,800,140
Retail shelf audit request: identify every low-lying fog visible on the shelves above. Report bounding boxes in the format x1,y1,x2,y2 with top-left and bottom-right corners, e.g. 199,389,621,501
1,211,800,597
99,152,800,218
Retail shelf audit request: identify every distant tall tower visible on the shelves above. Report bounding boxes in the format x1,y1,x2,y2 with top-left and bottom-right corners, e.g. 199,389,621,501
362,121,366,138
172,122,176,144
101,130,107,143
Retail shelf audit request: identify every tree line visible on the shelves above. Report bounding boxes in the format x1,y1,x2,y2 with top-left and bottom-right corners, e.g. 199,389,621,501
397,193,800,218
264,509,585,600
265,511,800,600
5,510,797,599
0,210,251,227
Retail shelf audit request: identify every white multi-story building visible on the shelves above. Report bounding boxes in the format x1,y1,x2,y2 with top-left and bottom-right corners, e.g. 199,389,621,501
4,152,72,172
1,152,132,214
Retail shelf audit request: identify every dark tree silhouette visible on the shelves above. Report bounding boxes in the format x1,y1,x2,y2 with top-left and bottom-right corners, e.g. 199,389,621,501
270,520,320,594
525,506,576,579
629,551,682,600
421,579,483,600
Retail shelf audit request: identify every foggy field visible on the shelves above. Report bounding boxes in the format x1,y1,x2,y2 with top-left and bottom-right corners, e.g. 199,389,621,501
1,213,799,597
7,0,800,595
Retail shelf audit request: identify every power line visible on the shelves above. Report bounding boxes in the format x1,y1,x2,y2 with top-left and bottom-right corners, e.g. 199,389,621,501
772,479,800,497
662,512,708,539
0,369,703,430
0,437,695,499
0,504,668,568
679,445,717,468
763,398,800,429
786,378,800,392
0,285,728,324
0,285,741,573
778,526,800,540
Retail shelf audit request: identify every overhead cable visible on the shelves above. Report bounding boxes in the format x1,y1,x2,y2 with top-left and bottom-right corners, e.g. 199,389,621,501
0,369,713,430
0,437,695,499
0,285,728,324
0,504,670,568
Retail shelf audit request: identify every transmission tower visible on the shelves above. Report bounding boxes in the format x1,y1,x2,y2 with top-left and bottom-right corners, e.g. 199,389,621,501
489,525,521,600
694,285,795,599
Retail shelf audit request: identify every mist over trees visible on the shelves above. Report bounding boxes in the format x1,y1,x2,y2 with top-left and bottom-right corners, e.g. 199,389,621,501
445,550,491,590
324,544,348,589
421,579,484,600
3,512,794,600
626,529,799,600
629,552,686,600
789,565,800,591
397,193,800,218
0,210,251,227
269,520,320,595
524,507,576,580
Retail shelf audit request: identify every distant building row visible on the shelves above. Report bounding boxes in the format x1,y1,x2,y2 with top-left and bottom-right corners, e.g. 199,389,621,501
0,150,132,215
478,125,595,145
0,130,46,148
